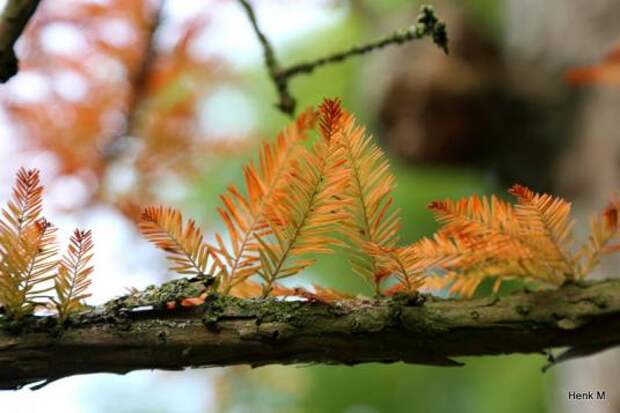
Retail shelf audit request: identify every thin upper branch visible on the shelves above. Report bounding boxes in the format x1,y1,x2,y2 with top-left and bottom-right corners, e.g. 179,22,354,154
1,278,619,390
0,0,42,82
237,2,448,116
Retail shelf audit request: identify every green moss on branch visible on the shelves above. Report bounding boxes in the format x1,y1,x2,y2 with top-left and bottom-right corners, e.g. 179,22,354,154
1,278,620,390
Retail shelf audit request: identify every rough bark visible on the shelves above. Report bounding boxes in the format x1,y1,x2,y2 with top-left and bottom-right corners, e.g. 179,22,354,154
1,278,619,391
0,0,41,82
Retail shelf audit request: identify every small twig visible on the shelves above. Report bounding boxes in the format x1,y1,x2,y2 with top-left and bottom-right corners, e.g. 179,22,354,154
542,340,620,372
237,2,449,116
0,0,42,82
281,10,448,78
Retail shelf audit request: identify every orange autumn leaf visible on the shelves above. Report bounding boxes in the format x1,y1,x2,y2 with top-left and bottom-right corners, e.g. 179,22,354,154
1,169,95,319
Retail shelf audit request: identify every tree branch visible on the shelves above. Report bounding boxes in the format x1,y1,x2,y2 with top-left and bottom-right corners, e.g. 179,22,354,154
0,0,42,82
1,278,619,390
237,2,448,116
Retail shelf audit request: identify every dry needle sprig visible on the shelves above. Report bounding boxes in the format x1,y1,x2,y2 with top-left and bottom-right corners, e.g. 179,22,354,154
338,111,401,294
215,108,317,294
255,99,350,296
576,197,619,277
368,233,469,296
422,193,567,297
140,206,222,282
0,169,56,319
414,188,619,297
0,167,43,239
428,195,531,258
54,229,94,322
509,184,576,277
0,218,58,319
238,2,448,115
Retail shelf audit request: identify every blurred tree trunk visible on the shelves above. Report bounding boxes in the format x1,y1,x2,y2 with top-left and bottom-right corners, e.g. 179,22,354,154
505,1,620,412
370,2,578,192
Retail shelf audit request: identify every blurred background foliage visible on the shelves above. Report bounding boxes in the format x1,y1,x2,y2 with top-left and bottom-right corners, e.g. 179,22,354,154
1,0,619,411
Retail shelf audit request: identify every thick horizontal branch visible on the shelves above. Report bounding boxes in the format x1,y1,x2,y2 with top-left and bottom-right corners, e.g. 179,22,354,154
0,0,42,82
1,278,620,390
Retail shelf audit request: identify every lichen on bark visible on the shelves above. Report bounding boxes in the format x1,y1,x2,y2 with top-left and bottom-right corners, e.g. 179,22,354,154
1,278,620,390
